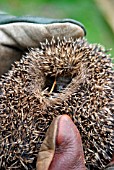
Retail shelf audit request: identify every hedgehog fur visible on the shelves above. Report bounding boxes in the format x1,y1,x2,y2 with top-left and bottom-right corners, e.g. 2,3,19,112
0,37,114,170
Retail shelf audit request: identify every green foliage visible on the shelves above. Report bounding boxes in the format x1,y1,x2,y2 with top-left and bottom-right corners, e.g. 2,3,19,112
0,0,114,56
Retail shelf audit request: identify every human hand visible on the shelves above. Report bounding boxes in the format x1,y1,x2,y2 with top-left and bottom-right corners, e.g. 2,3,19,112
0,13,86,75
36,115,86,170
37,115,114,170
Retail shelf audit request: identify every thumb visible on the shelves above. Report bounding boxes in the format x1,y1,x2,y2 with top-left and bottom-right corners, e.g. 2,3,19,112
36,115,86,170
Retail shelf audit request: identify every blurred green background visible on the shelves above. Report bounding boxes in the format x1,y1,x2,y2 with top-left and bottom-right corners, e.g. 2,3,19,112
0,0,114,57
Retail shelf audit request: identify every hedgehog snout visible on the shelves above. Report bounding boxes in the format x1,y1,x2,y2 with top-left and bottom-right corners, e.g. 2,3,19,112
43,74,72,94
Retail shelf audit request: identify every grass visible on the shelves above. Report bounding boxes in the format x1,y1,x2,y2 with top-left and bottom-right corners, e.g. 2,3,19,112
0,0,114,57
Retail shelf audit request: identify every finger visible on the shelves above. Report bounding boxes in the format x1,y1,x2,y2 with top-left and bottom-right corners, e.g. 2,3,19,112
36,115,86,170
0,21,85,49
0,14,86,37
49,115,86,170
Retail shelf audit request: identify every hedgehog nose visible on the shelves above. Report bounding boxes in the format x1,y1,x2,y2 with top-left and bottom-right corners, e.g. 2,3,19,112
56,76,72,92
43,75,72,95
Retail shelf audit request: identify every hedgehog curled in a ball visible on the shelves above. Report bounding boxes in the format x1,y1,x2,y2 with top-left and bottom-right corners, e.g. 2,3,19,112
0,37,114,170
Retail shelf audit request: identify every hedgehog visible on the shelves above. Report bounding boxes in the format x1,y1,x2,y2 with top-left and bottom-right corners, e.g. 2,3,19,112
0,37,114,170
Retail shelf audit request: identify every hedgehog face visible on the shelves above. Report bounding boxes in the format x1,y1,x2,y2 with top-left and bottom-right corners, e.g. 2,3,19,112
29,38,86,100
0,37,114,170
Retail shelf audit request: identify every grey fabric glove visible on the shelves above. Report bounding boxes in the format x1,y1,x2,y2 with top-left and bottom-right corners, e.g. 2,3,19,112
0,13,86,76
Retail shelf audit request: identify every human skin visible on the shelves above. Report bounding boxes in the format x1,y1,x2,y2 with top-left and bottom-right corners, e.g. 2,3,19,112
37,115,86,170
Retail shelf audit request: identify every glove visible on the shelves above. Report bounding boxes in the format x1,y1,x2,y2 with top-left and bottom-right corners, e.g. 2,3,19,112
36,115,86,170
0,13,86,76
